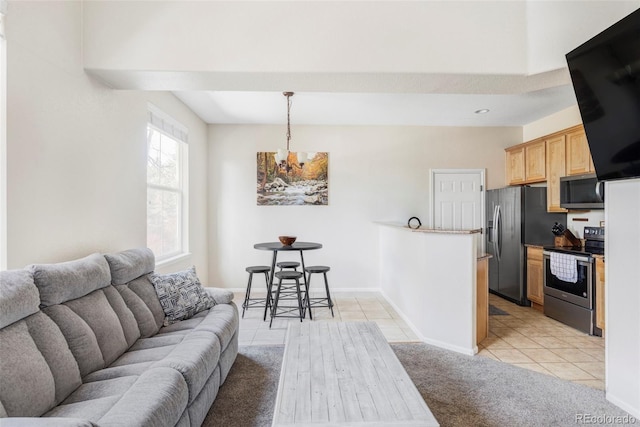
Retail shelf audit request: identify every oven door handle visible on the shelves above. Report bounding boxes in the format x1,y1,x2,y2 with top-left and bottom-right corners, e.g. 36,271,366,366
543,251,592,263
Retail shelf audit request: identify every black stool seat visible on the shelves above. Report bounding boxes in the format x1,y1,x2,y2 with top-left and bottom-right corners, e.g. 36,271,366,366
275,271,303,280
277,261,300,269
245,265,271,273
305,265,330,273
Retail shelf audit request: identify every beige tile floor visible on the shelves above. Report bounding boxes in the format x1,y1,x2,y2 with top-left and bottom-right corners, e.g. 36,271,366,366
235,291,419,346
479,293,605,390
235,290,605,390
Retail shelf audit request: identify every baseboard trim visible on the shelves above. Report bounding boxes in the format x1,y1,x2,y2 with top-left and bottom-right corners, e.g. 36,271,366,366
380,289,477,356
606,392,640,420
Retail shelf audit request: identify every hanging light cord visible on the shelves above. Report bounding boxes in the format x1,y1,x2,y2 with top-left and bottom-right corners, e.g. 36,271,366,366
285,92,293,151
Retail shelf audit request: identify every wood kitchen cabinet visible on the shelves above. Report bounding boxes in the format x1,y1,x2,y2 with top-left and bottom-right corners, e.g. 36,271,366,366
566,127,595,176
505,146,525,185
505,140,546,185
526,246,544,308
595,256,605,331
525,140,546,182
546,134,567,212
477,256,489,345
505,124,595,212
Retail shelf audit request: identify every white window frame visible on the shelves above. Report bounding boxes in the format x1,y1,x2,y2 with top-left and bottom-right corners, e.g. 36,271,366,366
1,2,8,270
146,104,189,265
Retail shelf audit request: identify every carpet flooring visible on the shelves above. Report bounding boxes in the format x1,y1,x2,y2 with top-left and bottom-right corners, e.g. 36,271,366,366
203,343,633,427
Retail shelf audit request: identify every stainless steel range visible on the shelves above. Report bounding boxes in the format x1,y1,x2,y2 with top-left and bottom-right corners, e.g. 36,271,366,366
542,226,604,336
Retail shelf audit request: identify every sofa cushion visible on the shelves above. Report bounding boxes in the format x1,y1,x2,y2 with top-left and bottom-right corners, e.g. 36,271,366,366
25,313,83,405
115,284,160,338
193,302,239,352
0,320,55,416
104,248,155,286
63,289,132,367
45,368,188,427
0,269,40,329
150,331,221,404
106,329,222,405
43,305,106,377
0,312,82,417
42,286,140,377
149,266,215,326
120,275,166,335
29,253,111,307
101,285,140,348
0,418,98,427
204,287,235,305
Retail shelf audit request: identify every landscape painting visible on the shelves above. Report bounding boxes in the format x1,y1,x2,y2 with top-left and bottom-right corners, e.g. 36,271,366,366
257,152,329,206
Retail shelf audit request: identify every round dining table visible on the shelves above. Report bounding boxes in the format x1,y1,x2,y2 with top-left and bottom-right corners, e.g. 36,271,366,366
254,242,323,319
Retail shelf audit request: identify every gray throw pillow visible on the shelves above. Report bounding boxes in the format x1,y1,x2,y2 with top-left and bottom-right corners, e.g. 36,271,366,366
149,266,215,326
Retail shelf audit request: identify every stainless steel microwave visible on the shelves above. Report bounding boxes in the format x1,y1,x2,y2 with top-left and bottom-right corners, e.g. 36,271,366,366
560,174,604,209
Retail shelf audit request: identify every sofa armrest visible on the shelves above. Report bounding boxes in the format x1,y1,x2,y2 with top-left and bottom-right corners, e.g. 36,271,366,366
0,418,98,427
203,287,234,304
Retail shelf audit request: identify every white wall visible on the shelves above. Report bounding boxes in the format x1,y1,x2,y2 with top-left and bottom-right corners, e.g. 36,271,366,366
82,1,527,75
604,178,640,419
0,2,6,270
566,211,605,239
379,225,478,355
526,1,640,74
5,1,209,279
522,105,582,141
207,124,518,289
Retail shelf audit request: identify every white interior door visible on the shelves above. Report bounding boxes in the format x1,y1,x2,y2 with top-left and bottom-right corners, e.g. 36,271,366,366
431,169,485,248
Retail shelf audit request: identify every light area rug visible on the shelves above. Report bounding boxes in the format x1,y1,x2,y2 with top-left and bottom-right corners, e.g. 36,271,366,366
203,343,633,427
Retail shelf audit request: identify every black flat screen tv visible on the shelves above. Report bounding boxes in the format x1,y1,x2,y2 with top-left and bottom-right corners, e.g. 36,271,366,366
566,8,640,182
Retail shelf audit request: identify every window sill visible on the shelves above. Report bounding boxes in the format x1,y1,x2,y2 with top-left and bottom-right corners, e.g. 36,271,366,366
155,252,192,269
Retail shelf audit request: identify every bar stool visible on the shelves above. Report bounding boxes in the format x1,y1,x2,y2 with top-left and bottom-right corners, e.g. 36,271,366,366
270,270,305,328
242,266,271,318
277,261,300,271
305,266,334,318
275,261,301,295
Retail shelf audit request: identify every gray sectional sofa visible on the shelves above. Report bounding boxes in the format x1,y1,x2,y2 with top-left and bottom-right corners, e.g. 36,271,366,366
0,248,239,427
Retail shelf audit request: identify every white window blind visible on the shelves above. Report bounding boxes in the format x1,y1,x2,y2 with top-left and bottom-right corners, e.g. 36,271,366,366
148,103,188,144
146,106,189,262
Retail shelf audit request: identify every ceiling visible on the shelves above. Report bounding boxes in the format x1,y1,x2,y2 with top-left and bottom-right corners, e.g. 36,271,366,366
81,1,639,127
173,85,577,127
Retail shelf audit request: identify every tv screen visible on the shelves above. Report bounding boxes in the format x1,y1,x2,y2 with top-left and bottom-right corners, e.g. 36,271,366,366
566,8,640,181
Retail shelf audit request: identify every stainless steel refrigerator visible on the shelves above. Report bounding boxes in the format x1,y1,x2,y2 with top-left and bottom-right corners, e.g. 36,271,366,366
486,186,566,305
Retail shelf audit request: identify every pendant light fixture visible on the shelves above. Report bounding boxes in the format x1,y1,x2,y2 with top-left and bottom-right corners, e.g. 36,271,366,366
275,92,313,172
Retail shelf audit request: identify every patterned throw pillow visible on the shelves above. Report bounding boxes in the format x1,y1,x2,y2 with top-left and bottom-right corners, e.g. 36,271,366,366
149,266,216,326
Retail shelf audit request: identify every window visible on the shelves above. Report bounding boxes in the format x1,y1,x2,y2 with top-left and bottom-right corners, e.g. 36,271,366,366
147,105,189,262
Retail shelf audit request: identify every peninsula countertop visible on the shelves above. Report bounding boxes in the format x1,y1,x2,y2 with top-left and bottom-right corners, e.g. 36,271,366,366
375,221,482,235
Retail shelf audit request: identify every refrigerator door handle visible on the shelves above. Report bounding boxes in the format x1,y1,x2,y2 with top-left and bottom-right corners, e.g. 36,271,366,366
495,205,502,262
488,205,495,243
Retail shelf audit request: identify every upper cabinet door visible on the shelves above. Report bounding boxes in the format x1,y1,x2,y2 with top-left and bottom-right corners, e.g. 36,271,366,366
546,135,567,212
525,140,546,182
506,146,525,185
566,128,595,175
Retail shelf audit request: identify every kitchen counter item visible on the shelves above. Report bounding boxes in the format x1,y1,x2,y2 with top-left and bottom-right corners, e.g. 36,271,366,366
555,230,582,247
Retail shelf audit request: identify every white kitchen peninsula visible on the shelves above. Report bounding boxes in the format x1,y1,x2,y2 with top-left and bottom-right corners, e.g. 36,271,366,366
377,222,483,355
